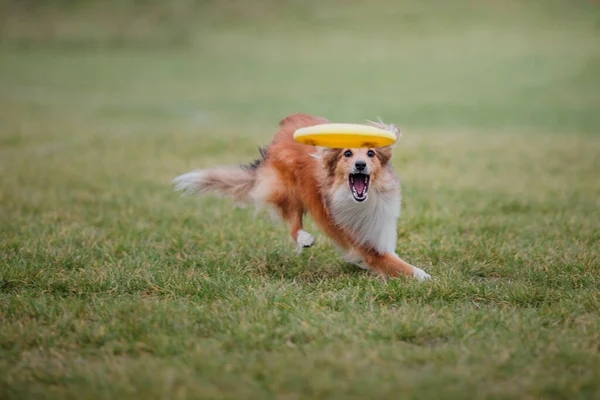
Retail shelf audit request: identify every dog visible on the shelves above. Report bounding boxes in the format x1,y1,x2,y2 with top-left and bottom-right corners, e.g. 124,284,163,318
173,113,430,280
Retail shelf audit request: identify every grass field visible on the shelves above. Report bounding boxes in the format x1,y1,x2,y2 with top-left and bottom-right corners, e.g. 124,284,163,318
1,1,600,399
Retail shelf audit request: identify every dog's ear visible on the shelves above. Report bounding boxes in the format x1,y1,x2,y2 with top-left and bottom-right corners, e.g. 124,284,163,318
367,118,401,164
310,146,329,160
310,147,343,176
367,118,401,163
367,118,402,145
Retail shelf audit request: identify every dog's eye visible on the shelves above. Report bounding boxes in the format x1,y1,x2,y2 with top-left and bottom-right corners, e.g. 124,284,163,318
343,150,353,158
367,150,375,158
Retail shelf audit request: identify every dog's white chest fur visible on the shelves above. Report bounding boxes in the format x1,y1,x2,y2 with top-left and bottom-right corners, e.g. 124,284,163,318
330,186,401,254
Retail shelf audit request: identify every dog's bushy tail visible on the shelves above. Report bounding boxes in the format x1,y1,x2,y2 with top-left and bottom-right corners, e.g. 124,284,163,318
174,147,267,202
173,166,257,203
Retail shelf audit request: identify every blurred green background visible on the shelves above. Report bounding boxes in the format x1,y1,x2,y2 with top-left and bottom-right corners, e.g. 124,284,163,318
1,0,598,133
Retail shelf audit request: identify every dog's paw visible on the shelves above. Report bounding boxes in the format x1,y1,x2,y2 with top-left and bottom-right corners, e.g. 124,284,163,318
412,267,431,281
296,230,315,251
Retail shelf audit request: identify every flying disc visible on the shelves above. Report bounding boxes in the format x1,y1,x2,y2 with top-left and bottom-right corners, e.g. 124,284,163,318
293,123,397,148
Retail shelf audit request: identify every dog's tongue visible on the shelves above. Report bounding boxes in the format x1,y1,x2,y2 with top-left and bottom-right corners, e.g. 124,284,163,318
353,175,366,194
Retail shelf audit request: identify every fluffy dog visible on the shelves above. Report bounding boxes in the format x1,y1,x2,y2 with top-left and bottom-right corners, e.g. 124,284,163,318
173,113,430,280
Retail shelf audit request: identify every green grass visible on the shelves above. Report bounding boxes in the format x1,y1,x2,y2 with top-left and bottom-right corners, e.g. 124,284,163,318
1,1,600,399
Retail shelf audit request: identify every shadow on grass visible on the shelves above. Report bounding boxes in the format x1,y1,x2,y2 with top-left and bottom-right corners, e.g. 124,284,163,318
251,249,368,284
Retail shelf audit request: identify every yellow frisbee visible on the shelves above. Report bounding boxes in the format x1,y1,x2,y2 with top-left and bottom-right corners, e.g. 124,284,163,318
293,123,397,148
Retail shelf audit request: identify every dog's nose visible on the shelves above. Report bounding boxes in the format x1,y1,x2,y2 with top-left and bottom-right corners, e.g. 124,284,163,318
355,160,367,171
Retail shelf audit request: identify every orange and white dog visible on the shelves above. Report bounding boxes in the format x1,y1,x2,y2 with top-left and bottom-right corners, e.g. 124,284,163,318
173,113,430,280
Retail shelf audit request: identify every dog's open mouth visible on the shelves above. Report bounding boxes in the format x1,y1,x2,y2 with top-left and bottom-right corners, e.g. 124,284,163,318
349,173,370,202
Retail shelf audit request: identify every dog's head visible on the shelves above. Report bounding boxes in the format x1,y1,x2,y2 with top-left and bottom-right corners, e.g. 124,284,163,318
315,120,401,203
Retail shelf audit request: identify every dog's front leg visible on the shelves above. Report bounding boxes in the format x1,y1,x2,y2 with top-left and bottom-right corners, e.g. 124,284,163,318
360,250,430,280
288,208,314,251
